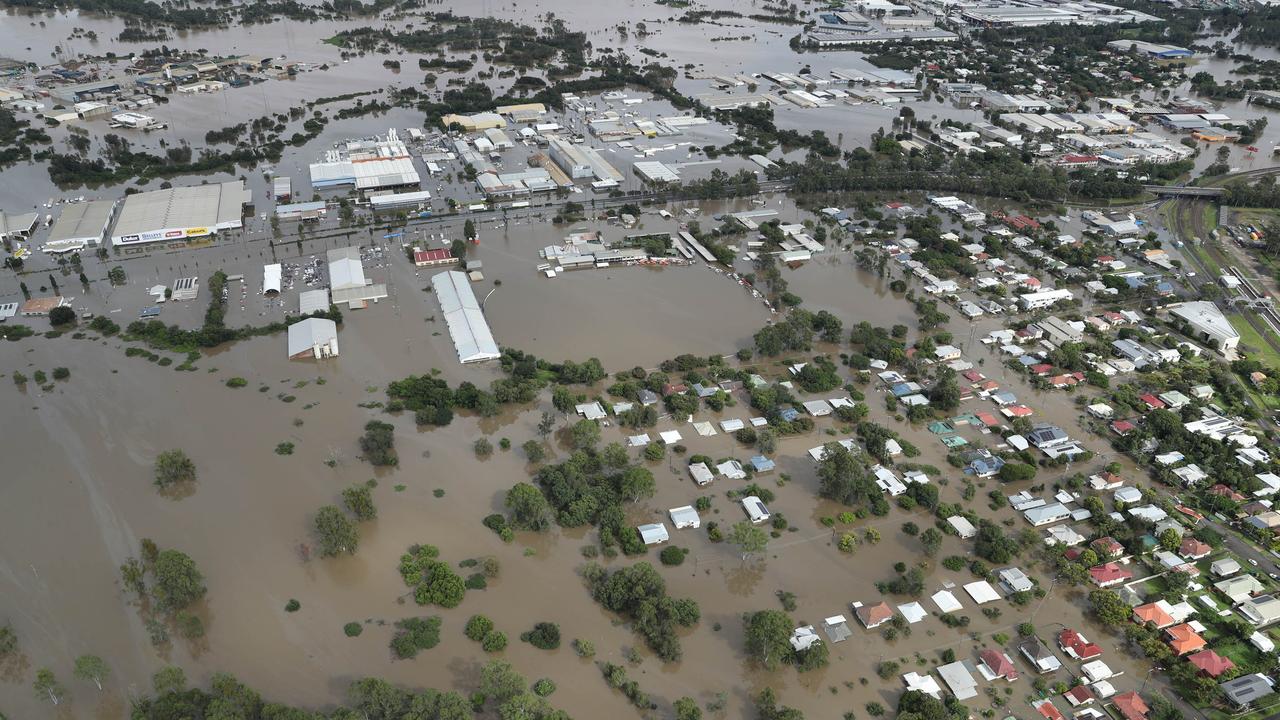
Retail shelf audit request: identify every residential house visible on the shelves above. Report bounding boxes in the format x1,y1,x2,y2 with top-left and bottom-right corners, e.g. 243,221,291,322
1186,649,1235,678
1063,686,1095,707
856,601,894,629
1240,594,1280,626
998,567,1035,594
1216,574,1265,603
1132,602,1176,628
979,648,1020,681
1058,628,1102,660
1089,563,1133,588
1092,536,1125,558
1220,674,1276,707
1179,537,1211,560
1165,623,1206,655
1111,692,1149,720
1019,636,1063,673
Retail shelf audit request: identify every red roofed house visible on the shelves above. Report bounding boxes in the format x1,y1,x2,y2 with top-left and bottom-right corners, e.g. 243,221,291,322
1004,405,1034,418
1111,420,1136,436
980,648,1019,681
413,248,458,267
661,383,688,397
1033,699,1065,720
1140,393,1166,410
1089,562,1133,588
1058,628,1102,660
1112,692,1149,720
1063,686,1095,707
1209,484,1246,502
1030,363,1054,376
1133,602,1176,629
963,370,985,383
1091,537,1124,558
1166,623,1206,655
1187,649,1235,678
856,601,894,629
1179,537,1211,560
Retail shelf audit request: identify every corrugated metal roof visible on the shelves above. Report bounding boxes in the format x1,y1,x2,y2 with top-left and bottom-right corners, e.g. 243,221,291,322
431,270,500,364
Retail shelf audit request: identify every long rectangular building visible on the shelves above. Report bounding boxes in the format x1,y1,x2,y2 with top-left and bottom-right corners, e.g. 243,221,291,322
110,181,249,246
432,270,500,364
46,200,115,253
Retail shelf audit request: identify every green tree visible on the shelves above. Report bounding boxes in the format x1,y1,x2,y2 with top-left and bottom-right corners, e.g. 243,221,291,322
675,696,703,720
570,419,601,450
505,483,552,531
744,609,794,670
998,462,1037,483
729,521,769,561
920,527,943,557
479,660,527,704
152,665,186,695
74,654,110,690
315,505,359,556
49,305,76,326
617,466,656,502
0,623,16,655
464,219,476,240
342,484,377,521
1089,589,1131,626
928,368,961,411
522,440,546,463
1158,528,1181,553
817,444,874,506
33,668,64,705
154,449,196,489
359,420,397,466
153,549,206,612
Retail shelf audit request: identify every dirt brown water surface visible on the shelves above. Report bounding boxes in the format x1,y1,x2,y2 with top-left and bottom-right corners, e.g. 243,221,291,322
1,270,1159,720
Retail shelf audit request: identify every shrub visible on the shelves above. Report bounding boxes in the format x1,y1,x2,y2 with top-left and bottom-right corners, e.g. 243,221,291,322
481,631,508,652
659,546,688,566
226,377,248,388
474,437,493,458
390,616,442,659
51,367,69,380
285,599,300,612
343,622,363,637
573,638,595,657
465,615,494,641
533,678,556,697
521,622,561,650
275,442,295,455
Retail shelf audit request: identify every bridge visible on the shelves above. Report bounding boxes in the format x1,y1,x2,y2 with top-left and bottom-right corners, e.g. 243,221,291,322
1144,185,1226,198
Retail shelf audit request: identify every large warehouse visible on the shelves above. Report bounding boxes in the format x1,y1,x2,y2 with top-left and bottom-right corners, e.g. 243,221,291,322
46,199,115,253
110,181,250,246
432,270,500,364
308,130,421,195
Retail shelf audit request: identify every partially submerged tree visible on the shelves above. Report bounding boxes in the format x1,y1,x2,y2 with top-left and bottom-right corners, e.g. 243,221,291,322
74,654,110,690
154,449,196,489
315,505,359,557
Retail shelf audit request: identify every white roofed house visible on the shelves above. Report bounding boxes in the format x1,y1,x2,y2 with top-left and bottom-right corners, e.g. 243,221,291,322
637,523,669,545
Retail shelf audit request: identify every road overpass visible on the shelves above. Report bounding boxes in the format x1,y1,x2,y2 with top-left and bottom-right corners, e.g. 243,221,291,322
1144,185,1226,198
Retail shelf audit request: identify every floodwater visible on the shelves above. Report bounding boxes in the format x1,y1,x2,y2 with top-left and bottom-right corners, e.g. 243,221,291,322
0,190,1182,720
0,2,1232,717
0,286,1166,719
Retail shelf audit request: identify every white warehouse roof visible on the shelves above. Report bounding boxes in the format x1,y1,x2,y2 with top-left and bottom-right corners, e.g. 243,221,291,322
431,270,500,364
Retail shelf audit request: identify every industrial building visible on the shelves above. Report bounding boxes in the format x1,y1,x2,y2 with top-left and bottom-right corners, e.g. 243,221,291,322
298,289,331,315
308,130,421,195
272,176,292,201
110,112,159,129
634,161,680,184
440,112,505,131
1106,40,1192,59
1169,301,1240,356
327,246,388,309
0,210,38,242
547,138,623,183
287,317,339,360
431,270,500,364
264,263,282,296
369,190,432,212
275,201,326,221
110,181,250,246
46,200,115,253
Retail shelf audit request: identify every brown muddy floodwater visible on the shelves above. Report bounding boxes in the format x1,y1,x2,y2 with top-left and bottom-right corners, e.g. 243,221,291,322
1,252,1159,720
